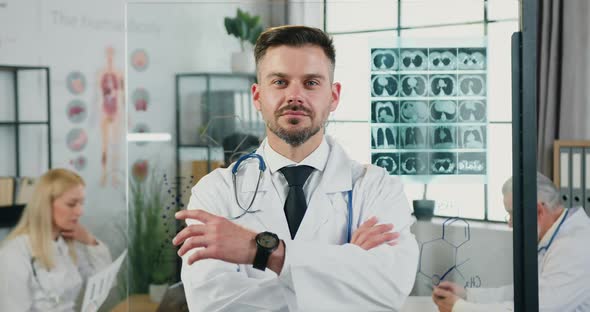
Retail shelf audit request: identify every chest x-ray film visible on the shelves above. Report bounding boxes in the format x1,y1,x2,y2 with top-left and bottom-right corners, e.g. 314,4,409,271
370,38,488,184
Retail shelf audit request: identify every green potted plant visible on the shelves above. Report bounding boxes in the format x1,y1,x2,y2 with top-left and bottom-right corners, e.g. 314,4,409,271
224,8,264,73
126,169,177,302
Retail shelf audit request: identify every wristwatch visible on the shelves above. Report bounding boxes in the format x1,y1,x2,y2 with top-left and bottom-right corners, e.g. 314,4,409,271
253,231,280,271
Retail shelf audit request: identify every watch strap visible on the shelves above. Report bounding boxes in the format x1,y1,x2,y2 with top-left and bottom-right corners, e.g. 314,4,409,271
253,246,271,271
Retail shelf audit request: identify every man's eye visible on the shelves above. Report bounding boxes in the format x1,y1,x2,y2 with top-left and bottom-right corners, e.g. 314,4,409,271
273,80,286,86
306,80,319,86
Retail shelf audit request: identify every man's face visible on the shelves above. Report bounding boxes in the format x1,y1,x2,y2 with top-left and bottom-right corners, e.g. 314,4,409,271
504,194,544,241
252,45,340,146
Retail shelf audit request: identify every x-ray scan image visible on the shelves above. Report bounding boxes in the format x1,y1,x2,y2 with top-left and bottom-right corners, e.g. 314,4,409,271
400,75,428,97
371,74,398,97
430,152,457,175
429,49,457,70
459,100,486,122
400,126,427,148
431,126,456,149
372,101,398,123
429,75,457,96
372,153,399,175
401,152,428,175
371,49,398,70
458,152,486,174
400,101,429,123
400,49,428,71
459,75,486,97
458,48,486,70
371,126,397,149
460,126,485,148
431,101,457,122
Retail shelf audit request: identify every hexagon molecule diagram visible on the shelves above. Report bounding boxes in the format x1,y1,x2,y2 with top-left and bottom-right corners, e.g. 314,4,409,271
417,217,471,286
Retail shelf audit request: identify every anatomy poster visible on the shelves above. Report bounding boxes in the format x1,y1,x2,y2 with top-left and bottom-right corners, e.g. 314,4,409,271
370,40,488,183
97,46,125,187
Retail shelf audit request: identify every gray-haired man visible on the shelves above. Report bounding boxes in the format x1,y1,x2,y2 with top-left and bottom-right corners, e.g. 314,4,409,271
433,172,590,312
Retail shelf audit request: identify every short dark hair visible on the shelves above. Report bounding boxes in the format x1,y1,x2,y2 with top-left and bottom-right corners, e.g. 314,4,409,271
254,25,336,78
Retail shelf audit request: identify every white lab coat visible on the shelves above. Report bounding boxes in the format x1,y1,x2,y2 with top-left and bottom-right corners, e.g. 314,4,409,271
452,207,590,312
0,234,112,312
181,136,419,312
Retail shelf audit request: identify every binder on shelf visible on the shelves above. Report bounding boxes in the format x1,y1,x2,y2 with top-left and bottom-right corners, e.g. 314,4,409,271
585,148,590,215
559,147,572,208
0,177,14,207
15,177,35,205
571,148,584,207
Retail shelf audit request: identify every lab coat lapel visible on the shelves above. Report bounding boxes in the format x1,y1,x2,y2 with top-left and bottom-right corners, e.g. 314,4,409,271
236,157,291,239
296,139,353,241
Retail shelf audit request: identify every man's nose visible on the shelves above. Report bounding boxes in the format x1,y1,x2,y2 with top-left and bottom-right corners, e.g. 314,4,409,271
286,84,304,105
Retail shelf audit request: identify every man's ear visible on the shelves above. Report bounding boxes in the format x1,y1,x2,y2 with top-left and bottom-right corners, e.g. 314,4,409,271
330,82,341,112
252,83,261,111
537,202,545,218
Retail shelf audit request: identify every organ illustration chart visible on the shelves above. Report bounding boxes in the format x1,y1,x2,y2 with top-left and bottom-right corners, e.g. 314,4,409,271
370,41,488,181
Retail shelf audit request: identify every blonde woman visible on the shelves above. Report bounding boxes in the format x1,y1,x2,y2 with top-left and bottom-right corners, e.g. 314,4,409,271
0,169,112,311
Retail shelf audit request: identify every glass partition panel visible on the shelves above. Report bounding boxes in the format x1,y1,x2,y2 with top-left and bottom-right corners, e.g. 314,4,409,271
327,1,522,311
124,1,549,312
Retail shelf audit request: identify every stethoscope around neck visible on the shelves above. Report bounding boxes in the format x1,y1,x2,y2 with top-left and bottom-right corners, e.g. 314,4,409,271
537,208,570,254
31,257,61,306
231,152,354,243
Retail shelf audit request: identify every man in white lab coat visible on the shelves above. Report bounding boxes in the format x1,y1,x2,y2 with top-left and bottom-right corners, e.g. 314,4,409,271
173,25,419,311
432,172,590,311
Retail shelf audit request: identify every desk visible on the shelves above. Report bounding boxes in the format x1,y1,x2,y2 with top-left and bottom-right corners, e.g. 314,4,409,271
111,294,159,312
402,296,438,311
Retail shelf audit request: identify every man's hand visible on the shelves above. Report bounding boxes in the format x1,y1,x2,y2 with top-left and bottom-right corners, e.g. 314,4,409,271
173,210,258,266
350,216,400,250
432,282,465,312
437,281,466,299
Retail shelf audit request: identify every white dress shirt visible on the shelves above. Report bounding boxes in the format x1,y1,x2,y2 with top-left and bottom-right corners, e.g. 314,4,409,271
262,137,329,206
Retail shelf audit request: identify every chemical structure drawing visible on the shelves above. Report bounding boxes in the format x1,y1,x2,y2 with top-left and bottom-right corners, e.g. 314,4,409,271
417,217,472,287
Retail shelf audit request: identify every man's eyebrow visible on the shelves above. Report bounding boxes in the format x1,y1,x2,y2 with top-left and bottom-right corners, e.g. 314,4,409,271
265,72,327,80
303,73,327,80
266,72,288,79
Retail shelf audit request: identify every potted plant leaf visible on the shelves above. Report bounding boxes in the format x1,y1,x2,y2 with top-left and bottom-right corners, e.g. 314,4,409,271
126,169,177,302
224,8,264,73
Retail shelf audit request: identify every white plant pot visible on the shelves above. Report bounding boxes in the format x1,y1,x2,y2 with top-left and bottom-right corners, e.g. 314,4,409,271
149,283,169,303
231,50,255,73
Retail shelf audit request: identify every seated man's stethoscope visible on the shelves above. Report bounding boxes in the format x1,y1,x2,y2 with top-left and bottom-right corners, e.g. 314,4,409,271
231,153,354,243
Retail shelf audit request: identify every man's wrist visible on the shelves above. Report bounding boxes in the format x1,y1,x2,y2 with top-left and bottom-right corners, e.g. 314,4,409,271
267,240,285,275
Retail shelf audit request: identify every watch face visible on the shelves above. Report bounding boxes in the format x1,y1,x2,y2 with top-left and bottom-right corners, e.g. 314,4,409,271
257,233,278,249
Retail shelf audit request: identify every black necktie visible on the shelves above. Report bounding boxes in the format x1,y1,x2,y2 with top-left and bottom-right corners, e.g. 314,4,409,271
280,165,314,239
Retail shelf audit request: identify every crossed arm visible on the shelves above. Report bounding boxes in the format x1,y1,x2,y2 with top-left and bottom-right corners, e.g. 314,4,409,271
174,169,418,311
173,210,400,274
